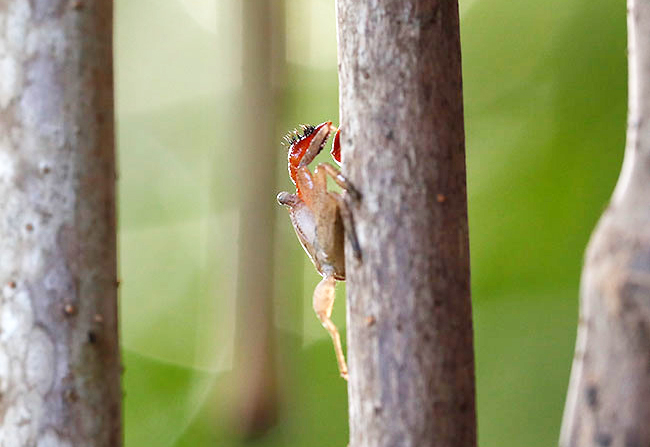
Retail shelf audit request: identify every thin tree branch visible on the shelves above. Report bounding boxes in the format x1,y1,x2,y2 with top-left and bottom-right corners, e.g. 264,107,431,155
230,0,284,437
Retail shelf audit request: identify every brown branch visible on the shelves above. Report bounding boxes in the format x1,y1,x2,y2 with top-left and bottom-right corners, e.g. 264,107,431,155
336,1,476,446
560,1,650,446
0,1,120,445
230,0,284,438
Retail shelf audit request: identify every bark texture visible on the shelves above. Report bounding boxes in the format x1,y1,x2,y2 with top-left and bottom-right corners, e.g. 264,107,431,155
0,1,120,446
336,1,476,446
560,1,650,446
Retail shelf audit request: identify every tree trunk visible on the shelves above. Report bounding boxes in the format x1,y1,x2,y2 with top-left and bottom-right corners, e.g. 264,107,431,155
0,1,121,446
560,1,650,446
335,1,476,446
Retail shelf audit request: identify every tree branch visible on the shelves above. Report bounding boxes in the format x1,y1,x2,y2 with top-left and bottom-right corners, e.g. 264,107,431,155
230,0,284,437
336,1,476,446
561,1,650,445
0,1,120,445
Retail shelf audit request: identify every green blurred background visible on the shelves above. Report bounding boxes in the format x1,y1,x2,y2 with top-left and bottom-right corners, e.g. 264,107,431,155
114,0,627,445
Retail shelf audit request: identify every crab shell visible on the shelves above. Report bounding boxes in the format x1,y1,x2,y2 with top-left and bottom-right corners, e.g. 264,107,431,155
277,191,346,281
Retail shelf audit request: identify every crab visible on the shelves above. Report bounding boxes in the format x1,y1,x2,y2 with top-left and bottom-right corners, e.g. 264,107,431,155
277,121,360,380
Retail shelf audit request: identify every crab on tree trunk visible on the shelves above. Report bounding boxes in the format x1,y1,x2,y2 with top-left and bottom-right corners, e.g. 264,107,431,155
277,122,360,380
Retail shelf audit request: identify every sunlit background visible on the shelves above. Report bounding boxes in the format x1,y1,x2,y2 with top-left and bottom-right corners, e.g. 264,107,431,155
115,0,626,445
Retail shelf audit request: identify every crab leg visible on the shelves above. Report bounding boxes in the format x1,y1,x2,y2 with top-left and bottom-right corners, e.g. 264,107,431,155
313,274,348,380
329,191,362,261
312,163,362,259
316,162,361,201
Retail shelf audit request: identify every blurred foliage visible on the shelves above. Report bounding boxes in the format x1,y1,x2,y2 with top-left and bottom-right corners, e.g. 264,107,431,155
115,0,627,445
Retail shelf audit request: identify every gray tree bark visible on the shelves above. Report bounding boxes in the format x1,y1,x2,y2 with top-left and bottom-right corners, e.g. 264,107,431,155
0,1,121,446
560,1,650,446
335,1,476,446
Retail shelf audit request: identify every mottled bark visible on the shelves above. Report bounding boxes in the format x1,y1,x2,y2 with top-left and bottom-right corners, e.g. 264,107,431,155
335,1,476,446
560,1,650,446
0,1,120,446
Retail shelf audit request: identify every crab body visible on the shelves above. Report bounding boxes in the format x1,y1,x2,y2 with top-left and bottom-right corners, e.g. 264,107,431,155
277,189,346,280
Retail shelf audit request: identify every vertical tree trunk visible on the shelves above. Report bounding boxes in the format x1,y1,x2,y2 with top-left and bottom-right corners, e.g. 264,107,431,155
336,1,476,446
561,1,650,446
0,1,120,446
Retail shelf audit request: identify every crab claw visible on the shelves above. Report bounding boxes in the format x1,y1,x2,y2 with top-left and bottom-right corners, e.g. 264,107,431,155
331,128,341,165
287,121,333,186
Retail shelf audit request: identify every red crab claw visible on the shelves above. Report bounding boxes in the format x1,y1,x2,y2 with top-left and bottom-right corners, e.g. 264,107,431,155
330,128,341,165
285,121,334,186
